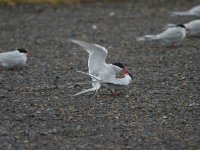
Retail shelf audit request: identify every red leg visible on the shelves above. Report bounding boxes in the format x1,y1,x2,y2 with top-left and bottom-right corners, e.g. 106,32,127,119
170,43,176,48
111,89,117,96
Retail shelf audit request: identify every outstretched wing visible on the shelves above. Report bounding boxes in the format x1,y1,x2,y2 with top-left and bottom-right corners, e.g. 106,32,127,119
70,39,108,75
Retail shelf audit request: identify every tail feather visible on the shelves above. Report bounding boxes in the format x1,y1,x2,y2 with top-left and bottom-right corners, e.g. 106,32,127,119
73,71,102,97
136,35,157,41
73,87,97,97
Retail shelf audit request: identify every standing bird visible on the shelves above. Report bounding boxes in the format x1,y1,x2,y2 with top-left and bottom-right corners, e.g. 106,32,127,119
70,40,132,97
166,19,200,37
0,48,31,69
171,5,200,17
136,24,187,47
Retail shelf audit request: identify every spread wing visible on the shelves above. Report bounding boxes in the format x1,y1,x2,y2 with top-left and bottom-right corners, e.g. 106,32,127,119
70,39,108,75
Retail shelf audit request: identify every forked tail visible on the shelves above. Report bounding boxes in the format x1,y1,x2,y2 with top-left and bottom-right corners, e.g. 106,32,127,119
170,11,192,16
136,35,158,41
73,71,101,97
73,87,98,97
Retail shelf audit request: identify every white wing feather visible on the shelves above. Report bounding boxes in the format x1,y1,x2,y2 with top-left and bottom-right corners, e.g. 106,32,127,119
70,39,108,75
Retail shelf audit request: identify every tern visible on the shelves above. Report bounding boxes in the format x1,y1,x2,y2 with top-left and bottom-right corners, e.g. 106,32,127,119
136,24,187,47
166,19,200,37
171,5,200,17
70,39,132,97
0,48,31,69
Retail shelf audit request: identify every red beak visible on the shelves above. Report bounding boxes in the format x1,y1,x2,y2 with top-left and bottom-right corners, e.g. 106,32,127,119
123,67,129,75
27,51,32,56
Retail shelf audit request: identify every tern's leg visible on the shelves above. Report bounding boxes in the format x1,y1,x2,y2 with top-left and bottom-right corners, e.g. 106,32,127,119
170,43,176,48
111,89,117,96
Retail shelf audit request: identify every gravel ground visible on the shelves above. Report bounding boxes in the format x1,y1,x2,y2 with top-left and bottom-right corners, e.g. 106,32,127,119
0,1,200,149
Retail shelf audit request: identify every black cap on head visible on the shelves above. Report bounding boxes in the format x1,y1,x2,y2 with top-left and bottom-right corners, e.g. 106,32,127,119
176,24,186,28
17,48,27,53
112,62,125,69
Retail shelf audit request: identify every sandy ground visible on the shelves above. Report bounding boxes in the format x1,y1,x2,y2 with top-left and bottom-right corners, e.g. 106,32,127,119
0,1,200,149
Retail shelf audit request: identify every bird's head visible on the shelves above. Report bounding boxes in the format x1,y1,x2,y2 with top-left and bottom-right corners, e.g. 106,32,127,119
176,24,186,28
177,24,190,34
17,48,32,56
112,62,133,79
122,67,133,79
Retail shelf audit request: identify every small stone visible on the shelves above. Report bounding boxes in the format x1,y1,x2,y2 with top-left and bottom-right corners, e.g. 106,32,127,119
53,96,59,100
95,144,104,148
125,95,129,98
180,77,186,80
92,25,97,30
109,12,115,16
163,115,167,119
189,102,198,107
24,140,28,143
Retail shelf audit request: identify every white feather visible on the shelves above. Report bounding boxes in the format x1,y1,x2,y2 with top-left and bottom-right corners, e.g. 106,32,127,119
171,5,200,17
0,50,27,69
165,20,200,37
185,19,200,36
136,26,186,45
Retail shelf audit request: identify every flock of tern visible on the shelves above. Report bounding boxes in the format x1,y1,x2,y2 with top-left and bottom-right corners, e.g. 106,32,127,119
137,5,200,47
0,4,200,97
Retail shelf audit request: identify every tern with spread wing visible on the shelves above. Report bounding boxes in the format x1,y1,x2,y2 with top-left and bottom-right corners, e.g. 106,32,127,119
166,20,200,37
0,48,31,69
70,40,132,97
171,5,200,17
136,24,187,47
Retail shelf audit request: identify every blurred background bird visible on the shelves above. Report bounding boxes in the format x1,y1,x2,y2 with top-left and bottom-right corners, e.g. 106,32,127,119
0,48,31,69
165,19,200,37
136,24,187,47
171,5,200,17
